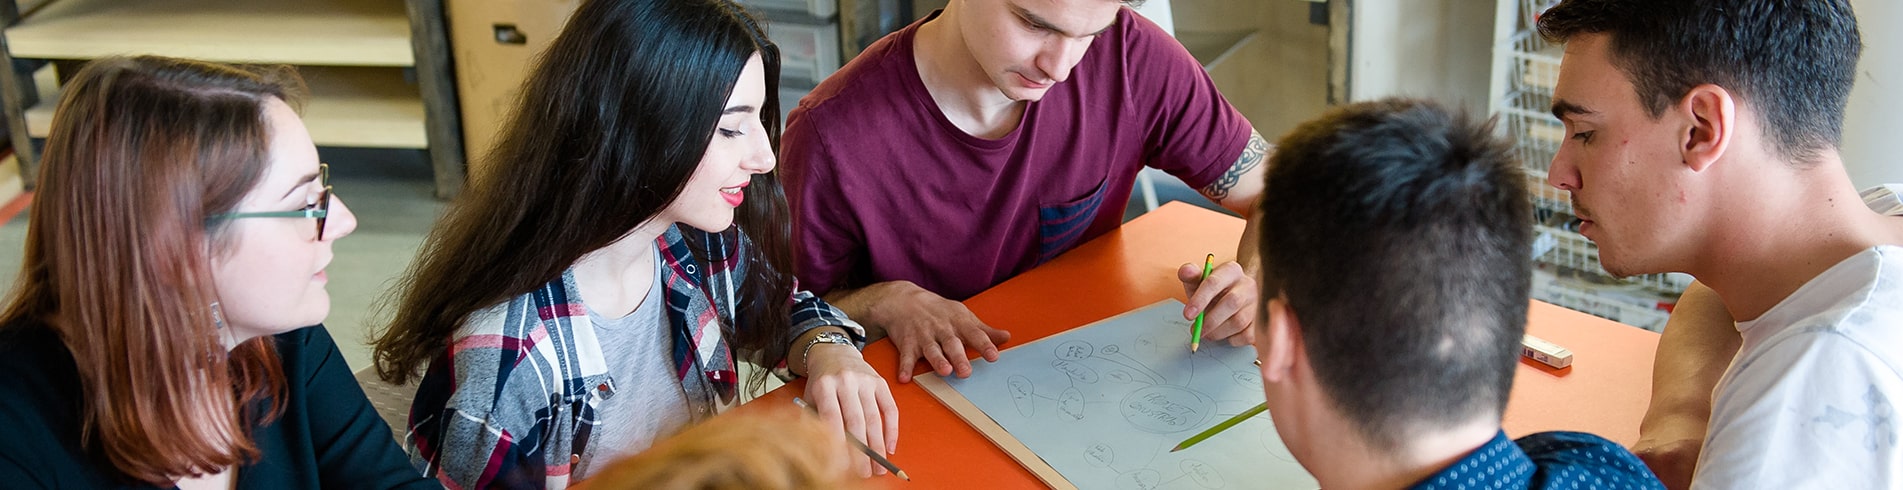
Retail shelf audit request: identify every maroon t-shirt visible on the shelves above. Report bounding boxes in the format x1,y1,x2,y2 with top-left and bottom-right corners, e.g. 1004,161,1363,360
781,8,1251,300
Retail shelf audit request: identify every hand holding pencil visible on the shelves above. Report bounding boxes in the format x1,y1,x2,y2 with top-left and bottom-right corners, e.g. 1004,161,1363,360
1177,253,1261,349
800,340,901,479
796,398,910,481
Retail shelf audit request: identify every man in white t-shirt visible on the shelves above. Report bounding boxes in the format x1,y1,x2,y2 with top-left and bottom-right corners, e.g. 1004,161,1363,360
1536,0,1903,488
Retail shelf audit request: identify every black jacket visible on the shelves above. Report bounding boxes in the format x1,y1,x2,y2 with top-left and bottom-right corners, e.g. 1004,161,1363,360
0,321,439,489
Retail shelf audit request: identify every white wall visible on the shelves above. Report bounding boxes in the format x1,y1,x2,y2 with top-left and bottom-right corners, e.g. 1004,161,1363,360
1346,0,1495,114
1843,0,1902,189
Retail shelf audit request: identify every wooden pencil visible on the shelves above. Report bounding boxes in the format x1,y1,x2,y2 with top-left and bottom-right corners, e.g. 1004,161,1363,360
1171,402,1269,452
793,397,910,481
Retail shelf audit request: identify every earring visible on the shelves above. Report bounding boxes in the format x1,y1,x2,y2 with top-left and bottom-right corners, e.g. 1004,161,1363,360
210,302,227,330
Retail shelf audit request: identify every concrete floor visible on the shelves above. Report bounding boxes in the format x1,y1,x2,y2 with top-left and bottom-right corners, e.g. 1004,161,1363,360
0,149,1223,373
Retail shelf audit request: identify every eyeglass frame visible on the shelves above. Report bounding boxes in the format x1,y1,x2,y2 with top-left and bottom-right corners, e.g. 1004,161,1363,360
208,163,332,241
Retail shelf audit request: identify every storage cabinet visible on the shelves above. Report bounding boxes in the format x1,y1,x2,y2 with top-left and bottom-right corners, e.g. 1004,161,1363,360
750,0,844,123
448,0,843,167
0,0,467,197
763,9,842,87
445,0,577,179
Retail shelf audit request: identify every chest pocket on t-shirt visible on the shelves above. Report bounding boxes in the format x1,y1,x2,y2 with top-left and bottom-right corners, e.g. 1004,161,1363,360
1036,178,1110,265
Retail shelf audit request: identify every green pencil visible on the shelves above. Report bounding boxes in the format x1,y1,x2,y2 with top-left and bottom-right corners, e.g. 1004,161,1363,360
1171,402,1268,452
1191,253,1214,352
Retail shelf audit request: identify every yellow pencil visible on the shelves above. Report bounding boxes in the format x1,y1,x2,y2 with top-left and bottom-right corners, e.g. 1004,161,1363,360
1171,402,1268,452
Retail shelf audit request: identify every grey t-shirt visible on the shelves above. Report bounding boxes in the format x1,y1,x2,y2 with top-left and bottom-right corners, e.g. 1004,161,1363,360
574,251,693,479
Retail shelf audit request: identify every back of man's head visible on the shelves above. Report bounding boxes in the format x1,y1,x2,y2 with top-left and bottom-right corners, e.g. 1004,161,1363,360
1537,0,1861,165
1257,99,1532,448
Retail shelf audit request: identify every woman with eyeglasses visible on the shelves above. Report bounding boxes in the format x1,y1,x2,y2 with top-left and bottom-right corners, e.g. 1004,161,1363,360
0,56,437,489
368,0,897,487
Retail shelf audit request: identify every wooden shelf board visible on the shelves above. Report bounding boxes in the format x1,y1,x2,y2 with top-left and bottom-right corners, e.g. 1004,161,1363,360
17,0,52,17
300,66,428,148
25,65,426,149
7,0,414,66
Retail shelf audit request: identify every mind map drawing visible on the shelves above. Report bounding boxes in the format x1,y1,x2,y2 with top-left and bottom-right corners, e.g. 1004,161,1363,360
945,300,1317,489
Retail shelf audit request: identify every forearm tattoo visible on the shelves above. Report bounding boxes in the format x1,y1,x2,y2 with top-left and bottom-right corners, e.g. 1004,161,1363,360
1201,129,1268,201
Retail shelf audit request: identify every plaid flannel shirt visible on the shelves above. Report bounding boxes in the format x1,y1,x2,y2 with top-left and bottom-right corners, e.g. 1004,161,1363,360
404,225,862,489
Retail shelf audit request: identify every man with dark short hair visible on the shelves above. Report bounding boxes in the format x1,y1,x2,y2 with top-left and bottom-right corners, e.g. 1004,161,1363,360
1250,99,1661,489
1538,0,1903,487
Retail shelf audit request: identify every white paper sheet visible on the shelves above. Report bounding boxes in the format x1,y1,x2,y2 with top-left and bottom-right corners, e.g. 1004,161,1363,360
946,300,1318,489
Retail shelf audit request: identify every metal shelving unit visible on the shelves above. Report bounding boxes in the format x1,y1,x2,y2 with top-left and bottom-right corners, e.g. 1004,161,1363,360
1490,0,1688,331
737,0,848,125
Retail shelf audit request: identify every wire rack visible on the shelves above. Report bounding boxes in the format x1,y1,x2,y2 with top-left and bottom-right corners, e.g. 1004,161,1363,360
1531,268,1676,331
1491,0,1687,331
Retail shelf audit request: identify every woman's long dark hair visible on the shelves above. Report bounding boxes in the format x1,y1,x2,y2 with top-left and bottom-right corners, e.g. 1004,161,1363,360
371,0,792,390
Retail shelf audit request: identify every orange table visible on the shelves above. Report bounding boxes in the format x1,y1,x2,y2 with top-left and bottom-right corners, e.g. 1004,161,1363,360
753,201,1661,489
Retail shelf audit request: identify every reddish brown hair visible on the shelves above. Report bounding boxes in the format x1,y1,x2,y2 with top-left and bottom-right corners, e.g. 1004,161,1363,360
578,407,858,489
0,56,308,485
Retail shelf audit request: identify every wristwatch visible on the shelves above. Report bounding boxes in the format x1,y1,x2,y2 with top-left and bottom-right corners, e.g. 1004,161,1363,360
801,330,854,373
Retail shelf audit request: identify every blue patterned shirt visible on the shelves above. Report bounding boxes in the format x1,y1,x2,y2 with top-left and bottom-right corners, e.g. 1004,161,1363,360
1410,431,1663,490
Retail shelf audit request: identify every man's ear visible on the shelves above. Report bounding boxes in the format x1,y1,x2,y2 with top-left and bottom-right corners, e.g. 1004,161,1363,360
1257,296,1302,384
1680,84,1736,173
